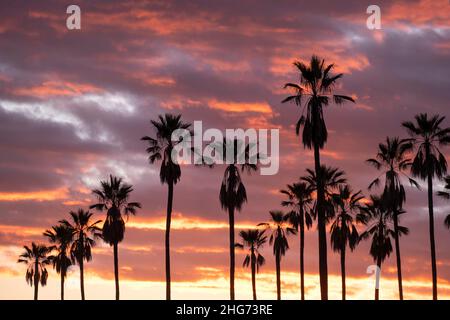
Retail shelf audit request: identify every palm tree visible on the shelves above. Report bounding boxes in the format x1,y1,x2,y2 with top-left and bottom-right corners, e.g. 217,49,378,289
282,55,355,300
366,137,418,300
259,211,296,300
90,174,141,300
402,113,450,299
301,165,347,222
218,138,258,300
17,243,53,300
360,196,408,300
141,113,191,300
280,182,314,300
43,224,73,300
330,185,364,300
235,229,267,300
60,209,102,300
437,176,450,229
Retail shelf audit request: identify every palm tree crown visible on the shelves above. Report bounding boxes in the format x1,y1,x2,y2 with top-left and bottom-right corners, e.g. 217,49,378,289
142,113,191,185
91,174,141,245
282,55,355,148
402,113,450,180
301,165,347,220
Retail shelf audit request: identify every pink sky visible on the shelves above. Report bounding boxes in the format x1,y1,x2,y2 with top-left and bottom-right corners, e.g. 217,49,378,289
0,0,449,299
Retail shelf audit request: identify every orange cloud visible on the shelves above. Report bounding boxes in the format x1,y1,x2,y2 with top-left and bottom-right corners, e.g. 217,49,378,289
0,187,69,202
13,81,103,98
208,99,273,114
128,214,258,231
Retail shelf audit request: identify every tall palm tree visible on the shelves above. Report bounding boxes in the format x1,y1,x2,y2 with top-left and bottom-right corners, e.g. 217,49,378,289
280,182,314,300
60,209,101,300
259,211,296,300
301,165,347,222
330,185,364,300
43,224,73,300
235,229,267,300
366,137,418,300
402,113,450,300
90,174,141,300
141,113,191,300
282,55,355,300
17,243,53,300
218,138,258,300
360,196,408,300
437,176,450,229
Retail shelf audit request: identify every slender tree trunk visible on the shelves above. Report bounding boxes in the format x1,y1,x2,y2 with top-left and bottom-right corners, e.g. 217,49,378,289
251,250,256,300
375,257,382,301
79,258,85,300
299,209,305,300
165,181,174,300
276,251,281,300
341,245,346,300
228,207,235,300
113,242,120,300
312,104,328,300
392,213,403,300
427,172,438,300
34,258,39,300
61,272,64,300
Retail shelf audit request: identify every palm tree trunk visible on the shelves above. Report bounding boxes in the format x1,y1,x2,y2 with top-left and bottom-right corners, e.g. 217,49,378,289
375,256,381,300
113,242,120,300
61,272,64,300
165,181,174,300
392,213,403,300
228,207,235,300
251,250,256,300
34,258,39,300
311,104,328,300
275,251,281,300
427,172,438,300
79,258,85,300
299,209,305,300
341,245,346,300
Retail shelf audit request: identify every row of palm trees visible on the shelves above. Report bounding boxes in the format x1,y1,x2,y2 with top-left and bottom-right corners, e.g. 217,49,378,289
17,55,450,300
18,176,140,300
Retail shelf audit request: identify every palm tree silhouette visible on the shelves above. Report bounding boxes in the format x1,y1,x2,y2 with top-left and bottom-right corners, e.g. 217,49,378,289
60,209,102,300
366,137,419,300
360,196,408,300
141,113,191,300
43,224,73,300
90,174,141,300
402,113,450,300
330,185,364,300
437,176,450,229
259,211,296,300
282,55,355,300
301,165,347,222
235,229,267,300
280,182,314,300
17,243,53,300
217,138,258,300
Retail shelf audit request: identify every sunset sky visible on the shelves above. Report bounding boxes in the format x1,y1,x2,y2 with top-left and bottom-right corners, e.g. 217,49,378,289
0,0,449,300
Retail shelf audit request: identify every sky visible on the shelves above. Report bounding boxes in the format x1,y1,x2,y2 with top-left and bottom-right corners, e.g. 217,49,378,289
0,0,449,300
